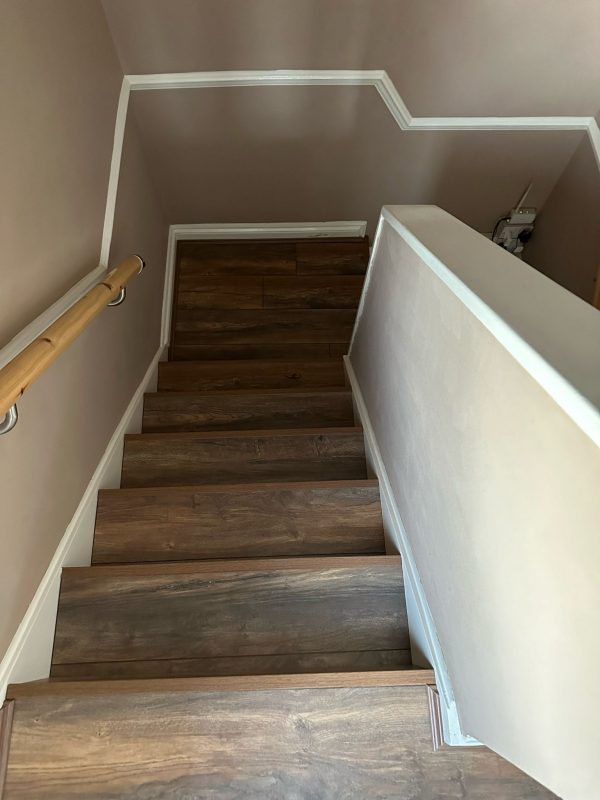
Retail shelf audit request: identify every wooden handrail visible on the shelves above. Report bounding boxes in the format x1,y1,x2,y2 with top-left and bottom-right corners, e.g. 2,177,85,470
0,255,144,421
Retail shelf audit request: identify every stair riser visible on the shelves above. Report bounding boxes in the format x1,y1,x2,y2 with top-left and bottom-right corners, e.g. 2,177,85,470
142,392,354,433
52,562,408,679
158,359,347,392
93,483,383,563
121,431,367,488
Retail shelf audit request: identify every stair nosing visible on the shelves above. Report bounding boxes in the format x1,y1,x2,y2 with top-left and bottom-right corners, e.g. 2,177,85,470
64,554,401,578
97,478,380,497
8,669,434,699
124,426,363,442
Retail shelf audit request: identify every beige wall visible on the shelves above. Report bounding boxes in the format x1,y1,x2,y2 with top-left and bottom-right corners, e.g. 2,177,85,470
127,85,582,236
524,137,600,304
0,0,122,344
0,3,168,662
350,208,600,800
101,0,600,117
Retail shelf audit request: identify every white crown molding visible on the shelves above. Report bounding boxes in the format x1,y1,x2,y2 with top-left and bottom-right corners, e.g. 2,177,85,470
125,68,595,132
159,220,368,347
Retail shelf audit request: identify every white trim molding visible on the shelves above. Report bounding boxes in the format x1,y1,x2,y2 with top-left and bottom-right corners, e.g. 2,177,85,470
10,69,600,372
0,348,164,701
160,220,367,347
344,355,480,748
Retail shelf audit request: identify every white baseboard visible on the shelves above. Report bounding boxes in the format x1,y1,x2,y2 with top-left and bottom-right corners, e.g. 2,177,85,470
160,220,368,347
344,355,480,747
0,346,164,701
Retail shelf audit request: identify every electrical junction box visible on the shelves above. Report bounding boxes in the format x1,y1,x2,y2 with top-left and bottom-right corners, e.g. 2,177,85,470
492,207,536,257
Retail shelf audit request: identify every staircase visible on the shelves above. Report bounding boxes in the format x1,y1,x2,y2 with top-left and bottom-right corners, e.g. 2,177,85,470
1,238,557,798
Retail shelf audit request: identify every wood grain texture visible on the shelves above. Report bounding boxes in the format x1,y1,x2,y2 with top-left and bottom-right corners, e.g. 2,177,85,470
178,241,296,275
174,309,355,345
11,670,432,698
264,276,363,308
93,480,384,564
4,686,557,799
170,342,335,361
0,700,15,800
178,276,263,309
121,428,367,488
52,558,408,673
296,240,370,274
50,650,411,681
142,390,354,433
158,358,346,391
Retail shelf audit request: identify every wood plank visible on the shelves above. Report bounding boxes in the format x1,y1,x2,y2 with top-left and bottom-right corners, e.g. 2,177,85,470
329,342,349,357
178,241,296,275
65,555,400,578
51,558,408,670
142,390,354,432
93,479,383,564
169,342,334,361
11,670,431,698
0,700,14,800
297,239,370,274
121,427,367,488
4,686,557,799
174,309,355,345
50,651,412,681
158,358,347,392
177,276,263,310
264,276,363,308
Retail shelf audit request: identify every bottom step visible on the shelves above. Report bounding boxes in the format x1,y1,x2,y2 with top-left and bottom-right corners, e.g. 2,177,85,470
4,677,556,800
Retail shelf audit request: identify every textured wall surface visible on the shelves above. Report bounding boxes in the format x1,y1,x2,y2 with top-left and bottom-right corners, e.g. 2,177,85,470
350,208,600,800
0,2,168,663
524,136,600,304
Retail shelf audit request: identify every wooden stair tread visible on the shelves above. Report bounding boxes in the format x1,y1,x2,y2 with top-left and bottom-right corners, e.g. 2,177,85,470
142,389,355,433
263,275,364,309
178,275,362,310
158,358,347,391
4,683,555,800
51,556,407,677
121,427,367,488
94,479,384,564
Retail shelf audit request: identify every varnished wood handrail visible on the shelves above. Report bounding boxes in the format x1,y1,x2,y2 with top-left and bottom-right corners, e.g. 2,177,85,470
0,255,144,421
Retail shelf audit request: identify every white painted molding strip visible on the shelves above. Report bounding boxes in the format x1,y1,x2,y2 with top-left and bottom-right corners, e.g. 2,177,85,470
0,346,163,700
125,69,596,133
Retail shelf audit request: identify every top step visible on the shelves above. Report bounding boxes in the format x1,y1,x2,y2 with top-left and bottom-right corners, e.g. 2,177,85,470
177,238,370,277
171,238,369,360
